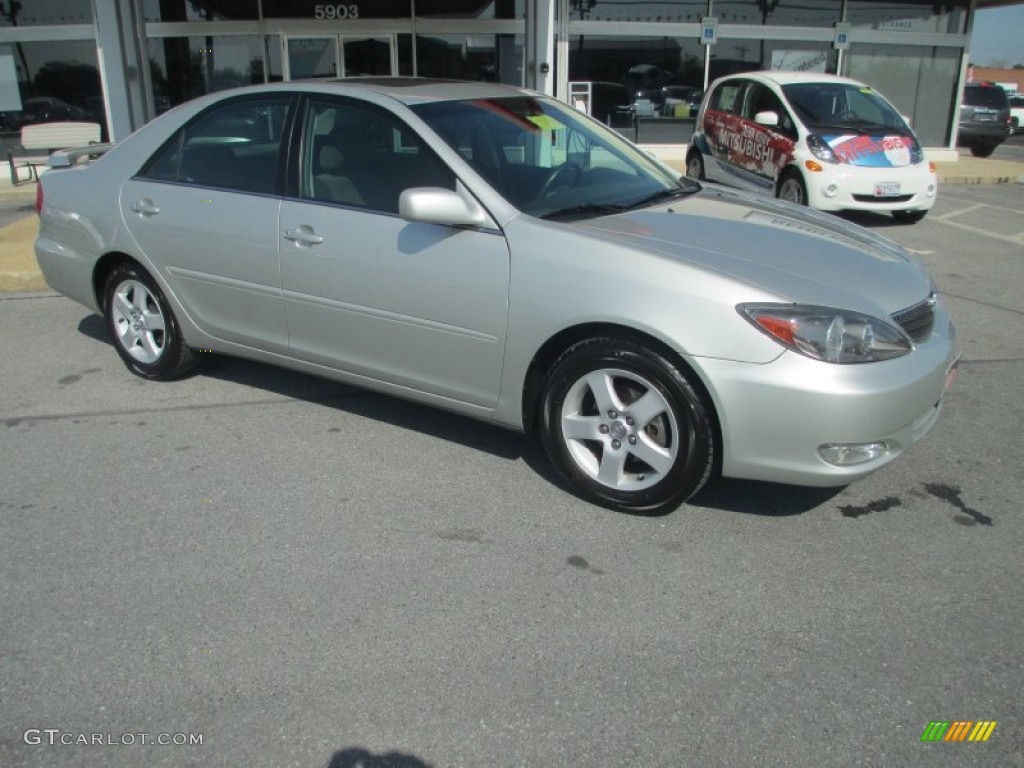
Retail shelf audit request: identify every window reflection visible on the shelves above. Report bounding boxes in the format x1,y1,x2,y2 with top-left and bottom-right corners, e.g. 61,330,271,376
148,36,268,111
0,41,104,137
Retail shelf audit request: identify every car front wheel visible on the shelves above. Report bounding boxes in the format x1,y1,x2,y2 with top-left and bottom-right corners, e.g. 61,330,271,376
777,170,807,206
685,151,705,181
540,338,715,513
103,263,197,380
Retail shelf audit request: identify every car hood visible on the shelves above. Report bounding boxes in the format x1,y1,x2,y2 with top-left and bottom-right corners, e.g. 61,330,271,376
575,185,931,316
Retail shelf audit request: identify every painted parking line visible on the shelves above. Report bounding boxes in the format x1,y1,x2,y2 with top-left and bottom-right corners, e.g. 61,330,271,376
929,202,1024,246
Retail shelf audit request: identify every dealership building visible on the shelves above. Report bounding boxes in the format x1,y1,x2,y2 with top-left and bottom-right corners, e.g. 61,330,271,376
0,0,1012,158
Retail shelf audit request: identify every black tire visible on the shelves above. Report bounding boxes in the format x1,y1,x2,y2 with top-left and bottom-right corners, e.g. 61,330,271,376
539,337,715,513
892,209,927,224
969,144,996,158
103,262,198,380
685,151,705,181
777,169,807,206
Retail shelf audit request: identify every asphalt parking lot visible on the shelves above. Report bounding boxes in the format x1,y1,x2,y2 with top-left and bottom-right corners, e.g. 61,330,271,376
2,180,1023,767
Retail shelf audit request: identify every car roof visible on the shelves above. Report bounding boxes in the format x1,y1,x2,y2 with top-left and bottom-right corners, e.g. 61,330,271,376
212,77,537,105
712,71,870,89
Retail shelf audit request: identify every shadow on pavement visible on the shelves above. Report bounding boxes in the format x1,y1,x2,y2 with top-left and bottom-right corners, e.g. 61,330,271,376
326,746,434,768
77,312,844,517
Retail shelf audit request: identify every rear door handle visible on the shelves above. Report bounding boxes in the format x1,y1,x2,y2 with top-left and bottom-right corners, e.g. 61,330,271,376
131,199,160,216
283,226,324,246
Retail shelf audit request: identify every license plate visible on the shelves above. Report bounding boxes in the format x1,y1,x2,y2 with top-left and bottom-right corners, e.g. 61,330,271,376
874,182,901,197
976,113,996,121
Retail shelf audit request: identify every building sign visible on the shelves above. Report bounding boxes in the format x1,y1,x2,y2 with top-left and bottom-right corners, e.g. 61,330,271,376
771,50,828,73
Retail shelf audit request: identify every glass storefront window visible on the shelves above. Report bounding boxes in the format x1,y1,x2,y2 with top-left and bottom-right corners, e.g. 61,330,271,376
417,0,523,19
416,34,522,85
710,40,837,81
566,1,706,23
0,40,103,135
845,1,968,35
845,43,961,146
571,36,704,90
713,0,841,27
143,0,259,22
0,0,92,26
148,36,267,111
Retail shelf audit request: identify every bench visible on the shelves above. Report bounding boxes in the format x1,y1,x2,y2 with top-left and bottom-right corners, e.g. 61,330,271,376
8,121,102,185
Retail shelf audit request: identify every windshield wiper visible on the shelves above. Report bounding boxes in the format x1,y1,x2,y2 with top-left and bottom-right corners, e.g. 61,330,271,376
624,185,700,211
540,203,628,221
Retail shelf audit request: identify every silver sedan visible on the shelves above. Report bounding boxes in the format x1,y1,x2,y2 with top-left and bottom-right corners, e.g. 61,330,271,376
36,79,957,513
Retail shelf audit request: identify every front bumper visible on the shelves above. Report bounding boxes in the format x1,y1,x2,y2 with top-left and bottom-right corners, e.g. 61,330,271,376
804,161,937,214
694,303,957,487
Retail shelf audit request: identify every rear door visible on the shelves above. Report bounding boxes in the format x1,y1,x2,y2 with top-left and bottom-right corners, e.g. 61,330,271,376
121,94,294,353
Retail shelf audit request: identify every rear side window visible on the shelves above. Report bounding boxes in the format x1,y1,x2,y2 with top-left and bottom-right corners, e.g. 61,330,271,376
709,82,744,114
963,85,1009,109
139,96,293,194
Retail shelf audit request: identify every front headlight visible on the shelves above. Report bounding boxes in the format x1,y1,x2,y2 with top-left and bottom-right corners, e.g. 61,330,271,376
738,304,912,364
806,134,839,164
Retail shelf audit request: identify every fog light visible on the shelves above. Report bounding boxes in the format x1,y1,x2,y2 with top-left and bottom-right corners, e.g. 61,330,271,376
824,183,838,197
818,442,888,466
927,183,936,196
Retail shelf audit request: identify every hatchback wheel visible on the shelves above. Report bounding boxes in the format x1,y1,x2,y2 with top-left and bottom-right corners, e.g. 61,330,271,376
104,263,197,380
777,171,807,205
685,152,705,181
540,338,715,513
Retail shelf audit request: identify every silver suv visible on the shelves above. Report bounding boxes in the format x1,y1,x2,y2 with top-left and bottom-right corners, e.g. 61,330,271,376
958,82,1011,157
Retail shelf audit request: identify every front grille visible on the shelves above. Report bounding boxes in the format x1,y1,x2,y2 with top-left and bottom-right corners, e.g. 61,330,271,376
852,194,914,203
892,294,936,342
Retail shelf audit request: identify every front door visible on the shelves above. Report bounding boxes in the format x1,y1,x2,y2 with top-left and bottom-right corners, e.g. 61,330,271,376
278,97,510,408
283,35,396,80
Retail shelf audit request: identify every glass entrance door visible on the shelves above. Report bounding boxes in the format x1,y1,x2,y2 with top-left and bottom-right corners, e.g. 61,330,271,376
284,36,338,80
283,35,396,81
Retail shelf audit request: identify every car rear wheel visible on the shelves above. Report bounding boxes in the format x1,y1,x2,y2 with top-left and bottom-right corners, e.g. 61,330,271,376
777,171,807,206
103,263,198,380
969,144,996,158
685,151,705,181
540,338,715,513
892,209,927,224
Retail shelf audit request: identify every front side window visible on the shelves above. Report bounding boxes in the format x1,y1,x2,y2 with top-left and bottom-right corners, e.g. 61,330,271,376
140,96,292,194
412,96,690,220
742,83,797,140
300,99,455,213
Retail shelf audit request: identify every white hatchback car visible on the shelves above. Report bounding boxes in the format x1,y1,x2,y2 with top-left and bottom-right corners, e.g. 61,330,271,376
687,72,937,223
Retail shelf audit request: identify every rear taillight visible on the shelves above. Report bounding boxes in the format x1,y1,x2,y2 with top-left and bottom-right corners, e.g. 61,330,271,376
35,182,42,215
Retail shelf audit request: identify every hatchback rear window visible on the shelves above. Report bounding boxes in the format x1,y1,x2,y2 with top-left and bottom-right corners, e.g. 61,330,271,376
963,85,1009,109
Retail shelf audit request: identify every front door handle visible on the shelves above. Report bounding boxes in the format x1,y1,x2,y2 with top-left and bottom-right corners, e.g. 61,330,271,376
131,199,160,216
283,226,324,246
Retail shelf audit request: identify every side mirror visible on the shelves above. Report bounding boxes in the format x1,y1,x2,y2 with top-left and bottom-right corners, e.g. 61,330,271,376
754,110,779,127
399,186,490,228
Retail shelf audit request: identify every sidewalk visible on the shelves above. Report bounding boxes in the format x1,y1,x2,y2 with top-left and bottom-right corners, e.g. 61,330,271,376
3,154,1024,293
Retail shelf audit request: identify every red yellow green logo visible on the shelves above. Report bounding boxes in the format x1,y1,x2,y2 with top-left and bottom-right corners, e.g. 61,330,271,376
920,721,997,742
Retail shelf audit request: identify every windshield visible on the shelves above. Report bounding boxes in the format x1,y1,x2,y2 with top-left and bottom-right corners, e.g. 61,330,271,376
410,95,694,220
782,83,909,135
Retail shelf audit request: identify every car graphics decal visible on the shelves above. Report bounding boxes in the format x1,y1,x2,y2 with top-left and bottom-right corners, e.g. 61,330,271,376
824,134,912,167
704,110,795,184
